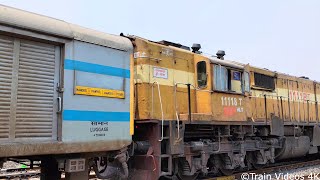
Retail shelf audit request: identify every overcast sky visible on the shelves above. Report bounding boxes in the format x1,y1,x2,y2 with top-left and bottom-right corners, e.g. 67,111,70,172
1,0,319,80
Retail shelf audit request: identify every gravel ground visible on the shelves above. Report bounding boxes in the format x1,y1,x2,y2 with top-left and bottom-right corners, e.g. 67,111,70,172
273,165,320,179
242,165,320,180
2,161,21,169
2,160,320,180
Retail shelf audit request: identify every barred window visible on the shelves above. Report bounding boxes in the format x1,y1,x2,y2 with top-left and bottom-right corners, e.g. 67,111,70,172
254,73,275,90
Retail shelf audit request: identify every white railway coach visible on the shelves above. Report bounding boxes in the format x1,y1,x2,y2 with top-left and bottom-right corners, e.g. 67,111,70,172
0,5,133,180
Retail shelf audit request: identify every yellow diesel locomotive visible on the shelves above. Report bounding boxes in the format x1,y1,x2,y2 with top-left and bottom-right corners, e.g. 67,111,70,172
128,35,320,180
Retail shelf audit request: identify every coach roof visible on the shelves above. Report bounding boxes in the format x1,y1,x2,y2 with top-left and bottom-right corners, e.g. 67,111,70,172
0,5,132,51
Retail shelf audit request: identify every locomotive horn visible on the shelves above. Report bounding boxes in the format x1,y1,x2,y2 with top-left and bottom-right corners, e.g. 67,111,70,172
191,43,201,53
216,50,225,60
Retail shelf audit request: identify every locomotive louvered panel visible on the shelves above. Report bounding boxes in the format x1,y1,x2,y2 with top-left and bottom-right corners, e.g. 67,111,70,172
15,40,56,139
0,36,14,140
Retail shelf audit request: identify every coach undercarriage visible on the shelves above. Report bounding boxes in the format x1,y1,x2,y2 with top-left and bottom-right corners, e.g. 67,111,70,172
130,118,320,180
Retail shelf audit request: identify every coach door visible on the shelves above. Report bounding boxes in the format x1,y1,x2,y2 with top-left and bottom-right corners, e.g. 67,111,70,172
0,34,60,142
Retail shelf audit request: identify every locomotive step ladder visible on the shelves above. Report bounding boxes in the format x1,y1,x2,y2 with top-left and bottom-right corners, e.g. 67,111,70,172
159,124,172,176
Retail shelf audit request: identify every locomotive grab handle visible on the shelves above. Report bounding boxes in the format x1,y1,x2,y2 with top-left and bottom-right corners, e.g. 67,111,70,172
174,83,195,141
174,83,183,141
152,82,164,142
57,97,62,113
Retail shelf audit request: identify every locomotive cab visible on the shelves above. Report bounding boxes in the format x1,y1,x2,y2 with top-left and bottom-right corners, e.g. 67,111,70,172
192,55,251,121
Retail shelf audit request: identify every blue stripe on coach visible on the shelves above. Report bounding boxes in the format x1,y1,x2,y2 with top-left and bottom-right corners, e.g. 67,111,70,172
64,59,130,78
63,110,130,122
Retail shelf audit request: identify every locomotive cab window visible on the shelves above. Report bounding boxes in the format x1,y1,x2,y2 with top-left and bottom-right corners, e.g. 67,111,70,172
254,73,275,90
230,70,242,93
244,72,250,92
214,65,243,93
214,65,228,91
197,61,207,88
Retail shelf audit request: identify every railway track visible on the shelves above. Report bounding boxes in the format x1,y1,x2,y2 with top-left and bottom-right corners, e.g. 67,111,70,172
0,168,97,180
0,167,40,179
204,159,320,180
1,159,320,180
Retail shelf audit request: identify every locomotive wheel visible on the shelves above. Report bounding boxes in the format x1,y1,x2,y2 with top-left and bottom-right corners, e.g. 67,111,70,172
217,154,235,176
171,159,199,180
245,151,266,170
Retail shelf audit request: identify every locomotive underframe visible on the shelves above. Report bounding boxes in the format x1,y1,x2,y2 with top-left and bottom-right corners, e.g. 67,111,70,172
130,119,320,179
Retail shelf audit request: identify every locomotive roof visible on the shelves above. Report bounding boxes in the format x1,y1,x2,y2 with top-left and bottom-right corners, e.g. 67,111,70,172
0,5,132,51
208,57,245,69
129,34,316,83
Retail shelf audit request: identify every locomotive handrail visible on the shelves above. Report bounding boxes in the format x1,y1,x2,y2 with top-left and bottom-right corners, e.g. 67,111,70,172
174,82,184,141
151,81,164,142
250,94,319,103
306,99,318,103
249,93,320,123
191,84,215,93
251,93,314,100
249,94,289,99
174,82,196,141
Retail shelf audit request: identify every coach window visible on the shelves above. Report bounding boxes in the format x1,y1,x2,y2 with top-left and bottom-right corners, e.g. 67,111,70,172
197,61,207,88
214,65,228,91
